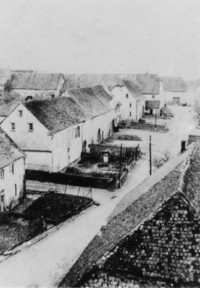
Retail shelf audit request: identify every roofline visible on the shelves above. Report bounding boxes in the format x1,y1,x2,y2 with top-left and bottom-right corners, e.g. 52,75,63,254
109,143,195,220
0,155,25,169
0,102,21,125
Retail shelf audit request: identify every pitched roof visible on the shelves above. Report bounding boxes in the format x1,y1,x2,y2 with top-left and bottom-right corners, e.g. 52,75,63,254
0,99,21,117
68,86,110,117
91,85,112,107
24,97,89,133
0,127,24,168
136,74,160,94
123,80,145,100
11,71,64,90
61,144,195,287
161,77,188,92
64,74,125,91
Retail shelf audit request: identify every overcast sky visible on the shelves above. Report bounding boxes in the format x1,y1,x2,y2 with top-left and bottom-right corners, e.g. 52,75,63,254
0,0,199,80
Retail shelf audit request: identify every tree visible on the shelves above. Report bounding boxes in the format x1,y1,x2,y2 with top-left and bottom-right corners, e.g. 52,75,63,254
4,79,13,92
153,150,171,169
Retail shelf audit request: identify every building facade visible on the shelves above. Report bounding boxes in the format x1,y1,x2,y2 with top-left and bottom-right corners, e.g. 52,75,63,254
0,128,25,211
11,71,66,100
1,98,88,172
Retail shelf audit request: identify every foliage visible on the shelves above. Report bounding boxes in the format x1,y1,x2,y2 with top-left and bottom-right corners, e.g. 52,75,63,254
4,79,12,92
153,150,171,169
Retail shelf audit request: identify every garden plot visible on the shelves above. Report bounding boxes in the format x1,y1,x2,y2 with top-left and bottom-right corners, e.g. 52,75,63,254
0,192,94,254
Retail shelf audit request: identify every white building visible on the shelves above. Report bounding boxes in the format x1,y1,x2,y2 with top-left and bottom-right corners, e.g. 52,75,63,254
0,127,25,211
0,99,21,123
136,73,164,115
11,71,66,100
1,98,89,172
111,81,145,122
162,77,192,105
66,85,115,152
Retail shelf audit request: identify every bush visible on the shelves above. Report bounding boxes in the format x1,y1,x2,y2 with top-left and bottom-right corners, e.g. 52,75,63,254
153,150,171,169
4,80,12,92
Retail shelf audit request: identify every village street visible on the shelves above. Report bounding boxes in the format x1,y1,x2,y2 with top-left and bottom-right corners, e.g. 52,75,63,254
0,105,198,287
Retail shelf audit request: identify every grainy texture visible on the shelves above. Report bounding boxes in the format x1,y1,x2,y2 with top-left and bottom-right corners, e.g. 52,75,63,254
68,86,110,117
11,71,63,90
123,80,145,100
25,97,89,133
0,127,24,168
135,74,160,95
60,159,185,287
161,77,188,92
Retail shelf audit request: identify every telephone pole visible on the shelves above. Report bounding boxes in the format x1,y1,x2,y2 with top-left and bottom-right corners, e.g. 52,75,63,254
149,135,152,175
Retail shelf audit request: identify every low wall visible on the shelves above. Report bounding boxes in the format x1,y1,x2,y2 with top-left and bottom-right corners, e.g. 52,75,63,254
25,170,115,189
120,121,168,133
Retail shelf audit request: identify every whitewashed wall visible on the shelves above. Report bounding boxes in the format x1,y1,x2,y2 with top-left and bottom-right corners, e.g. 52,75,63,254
111,86,137,121
0,157,25,209
1,103,52,151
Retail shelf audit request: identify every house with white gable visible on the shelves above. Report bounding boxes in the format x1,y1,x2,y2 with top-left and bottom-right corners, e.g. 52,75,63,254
123,80,145,121
136,73,164,115
1,98,89,172
110,80,145,122
65,85,115,152
0,127,25,211
11,71,66,100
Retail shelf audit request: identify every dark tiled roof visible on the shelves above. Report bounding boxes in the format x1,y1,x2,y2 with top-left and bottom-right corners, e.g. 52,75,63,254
0,99,21,117
91,85,112,107
136,74,160,94
123,80,145,100
161,77,188,92
11,71,64,90
64,74,125,91
25,97,89,133
60,145,194,287
68,86,110,117
0,127,24,168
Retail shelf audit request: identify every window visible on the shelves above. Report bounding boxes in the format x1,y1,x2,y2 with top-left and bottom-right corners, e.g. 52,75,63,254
15,184,17,197
9,164,14,174
152,95,155,99
126,94,129,98
77,126,80,137
0,170,4,180
28,123,33,132
130,112,132,117
130,103,132,108
11,123,15,131
19,110,23,117
75,126,80,138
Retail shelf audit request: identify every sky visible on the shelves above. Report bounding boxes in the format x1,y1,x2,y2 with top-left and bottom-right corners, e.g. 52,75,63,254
0,0,199,80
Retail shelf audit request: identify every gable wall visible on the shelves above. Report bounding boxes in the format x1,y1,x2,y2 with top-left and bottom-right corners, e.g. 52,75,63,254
111,87,137,121
0,157,25,209
1,104,52,151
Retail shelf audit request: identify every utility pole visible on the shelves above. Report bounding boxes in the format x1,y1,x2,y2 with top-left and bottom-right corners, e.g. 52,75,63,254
154,113,157,132
149,135,152,175
118,144,122,188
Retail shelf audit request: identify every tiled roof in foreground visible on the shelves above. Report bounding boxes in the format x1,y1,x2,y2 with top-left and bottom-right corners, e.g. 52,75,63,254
60,143,197,287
